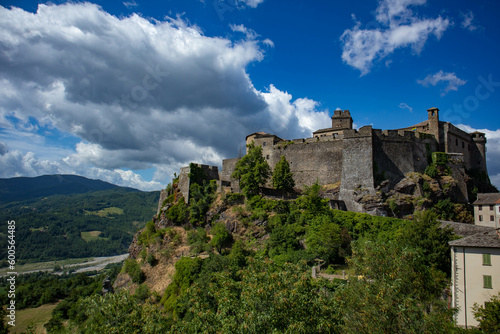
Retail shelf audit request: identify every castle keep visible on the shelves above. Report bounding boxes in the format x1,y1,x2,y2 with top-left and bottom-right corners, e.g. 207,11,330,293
175,107,488,214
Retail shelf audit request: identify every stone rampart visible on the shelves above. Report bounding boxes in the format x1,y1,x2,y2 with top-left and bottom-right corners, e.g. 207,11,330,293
340,126,375,212
269,138,344,188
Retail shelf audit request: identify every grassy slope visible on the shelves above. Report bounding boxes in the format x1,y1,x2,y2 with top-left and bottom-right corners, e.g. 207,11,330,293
7,302,58,334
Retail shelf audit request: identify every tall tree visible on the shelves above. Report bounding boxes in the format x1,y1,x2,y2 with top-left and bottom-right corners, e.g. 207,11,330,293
272,155,295,197
337,240,453,334
211,222,233,254
231,142,271,199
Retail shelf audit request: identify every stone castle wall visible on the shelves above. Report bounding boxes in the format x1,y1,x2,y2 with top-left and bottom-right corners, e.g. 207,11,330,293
184,109,486,214
340,126,375,212
178,164,219,203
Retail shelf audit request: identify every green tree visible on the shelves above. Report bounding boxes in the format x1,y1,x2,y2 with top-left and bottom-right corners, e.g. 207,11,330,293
306,216,342,264
272,155,295,197
0,307,7,334
172,258,341,333
399,210,455,276
211,222,233,254
78,290,170,333
337,240,453,334
231,142,271,199
297,182,329,214
473,293,500,333
189,180,217,226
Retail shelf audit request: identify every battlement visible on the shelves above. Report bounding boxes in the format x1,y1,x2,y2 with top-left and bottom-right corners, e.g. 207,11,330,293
333,109,351,117
343,125,372,138
372,129,416,140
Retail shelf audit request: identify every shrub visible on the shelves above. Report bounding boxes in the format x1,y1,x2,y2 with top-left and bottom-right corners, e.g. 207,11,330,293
146,253,158,267
134,284,150,301
225,193,245,205
124,258,145,284
424,164,439,178
165,198,188,225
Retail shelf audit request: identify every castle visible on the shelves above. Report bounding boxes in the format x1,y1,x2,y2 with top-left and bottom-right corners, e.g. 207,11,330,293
173,107,488,214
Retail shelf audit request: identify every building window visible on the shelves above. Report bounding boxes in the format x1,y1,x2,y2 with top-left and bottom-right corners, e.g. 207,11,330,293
479,205,483,211
262,142,266,147
483,275,493,289
266,155,269,160
462,141,465,148
491,215,494,221
456,138,458,145
479,215,483,222
490,205,494,210
483,254,492,266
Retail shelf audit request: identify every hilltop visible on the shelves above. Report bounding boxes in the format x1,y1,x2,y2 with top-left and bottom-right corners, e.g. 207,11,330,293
0,174,138,203
0,176,159,263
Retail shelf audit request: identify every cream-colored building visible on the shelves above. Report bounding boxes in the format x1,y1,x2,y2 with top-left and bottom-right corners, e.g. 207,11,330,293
449,229,500,328
473,193,500,228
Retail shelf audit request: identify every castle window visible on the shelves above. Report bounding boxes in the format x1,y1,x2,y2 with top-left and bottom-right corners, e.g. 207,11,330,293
263,142,266,147
266,155,269,160
462,141,464,148
455,138,458,146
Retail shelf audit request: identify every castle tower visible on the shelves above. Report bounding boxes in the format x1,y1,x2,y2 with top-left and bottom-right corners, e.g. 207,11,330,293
331,110,353,130
427,107,441,148
471,132,488,173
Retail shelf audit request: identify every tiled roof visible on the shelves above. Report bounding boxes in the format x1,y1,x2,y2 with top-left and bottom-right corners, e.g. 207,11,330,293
448,229,500,248
473,193,500,205
440,221,496,237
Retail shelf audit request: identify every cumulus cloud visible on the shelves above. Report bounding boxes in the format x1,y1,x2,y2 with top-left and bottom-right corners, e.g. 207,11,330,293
457,124,500,190
0,143,164,191
417,70,466,96
340,0,449,75
0,3,328,190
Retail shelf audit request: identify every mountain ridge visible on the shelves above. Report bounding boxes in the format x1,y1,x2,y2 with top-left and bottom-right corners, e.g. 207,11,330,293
0,174,140,203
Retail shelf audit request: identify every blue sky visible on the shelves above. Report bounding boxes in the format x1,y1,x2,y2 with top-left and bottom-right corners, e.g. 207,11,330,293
0,0,499,191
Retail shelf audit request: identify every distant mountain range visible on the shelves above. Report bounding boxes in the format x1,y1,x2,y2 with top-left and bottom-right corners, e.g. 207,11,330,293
0,174,139,203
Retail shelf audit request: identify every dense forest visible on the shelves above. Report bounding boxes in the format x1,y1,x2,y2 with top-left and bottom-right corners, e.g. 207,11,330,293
0,187,159,263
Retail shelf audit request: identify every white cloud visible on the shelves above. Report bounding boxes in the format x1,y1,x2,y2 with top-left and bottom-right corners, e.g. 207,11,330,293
417,70,466,96
340,0,449,75
123,1,138,9
262,38,274,48
240,0,264,8
461,11,478,31
0,143,164,191
230,24,258,40
260,85,330,138
0,3,330,189
456,124,500,190
399,102,413,113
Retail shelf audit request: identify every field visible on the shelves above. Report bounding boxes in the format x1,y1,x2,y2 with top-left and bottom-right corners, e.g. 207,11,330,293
7,302,58,334
85,206,124,217
81,230,104,242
